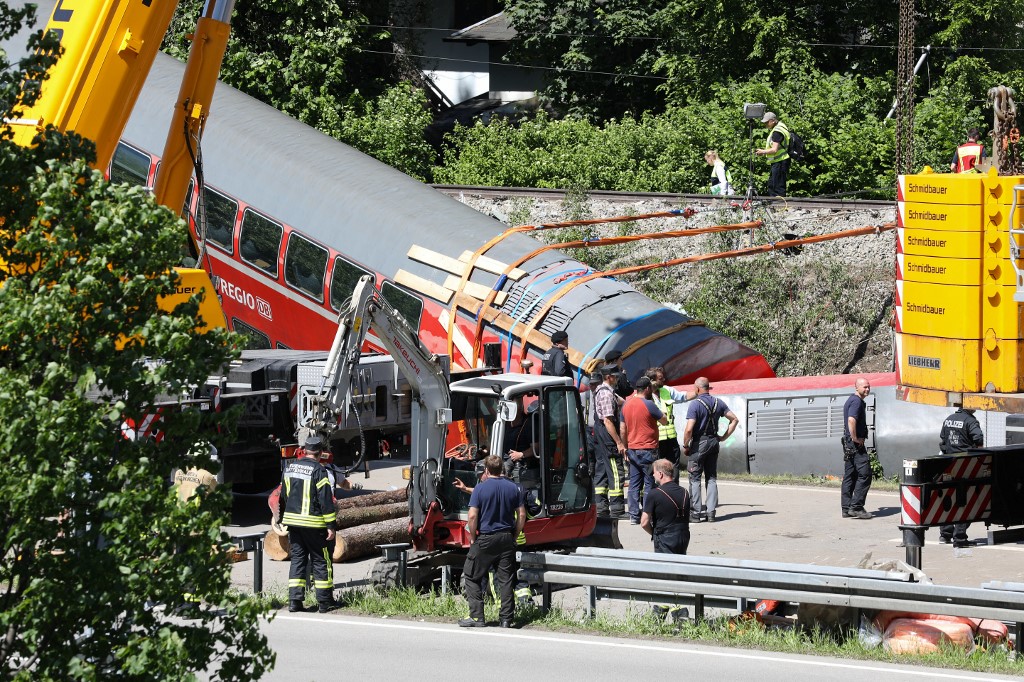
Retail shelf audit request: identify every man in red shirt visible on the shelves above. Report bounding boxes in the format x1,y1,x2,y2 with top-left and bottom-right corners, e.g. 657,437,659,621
621,376,668,525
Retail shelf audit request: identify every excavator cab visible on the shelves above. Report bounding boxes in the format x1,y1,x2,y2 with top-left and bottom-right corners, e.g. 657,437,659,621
421,374,596,551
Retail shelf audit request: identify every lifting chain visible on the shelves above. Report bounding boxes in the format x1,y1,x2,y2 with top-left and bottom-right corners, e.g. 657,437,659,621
894,0,916,176
989,85,1022,175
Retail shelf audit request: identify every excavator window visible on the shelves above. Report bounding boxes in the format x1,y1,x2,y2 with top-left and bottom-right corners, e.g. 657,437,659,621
540,387,589,512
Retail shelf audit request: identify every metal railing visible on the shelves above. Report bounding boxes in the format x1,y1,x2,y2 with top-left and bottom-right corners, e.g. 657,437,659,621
517,547,1024,651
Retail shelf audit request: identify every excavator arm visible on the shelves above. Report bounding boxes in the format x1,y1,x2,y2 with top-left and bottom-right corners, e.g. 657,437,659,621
302,275,452,528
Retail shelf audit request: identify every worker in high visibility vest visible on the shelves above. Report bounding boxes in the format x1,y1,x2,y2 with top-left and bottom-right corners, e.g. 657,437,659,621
645,367,696,476
949,128,985,173
754,111,791,196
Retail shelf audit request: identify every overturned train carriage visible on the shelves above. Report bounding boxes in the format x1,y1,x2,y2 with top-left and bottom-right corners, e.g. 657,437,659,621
116,53,772,385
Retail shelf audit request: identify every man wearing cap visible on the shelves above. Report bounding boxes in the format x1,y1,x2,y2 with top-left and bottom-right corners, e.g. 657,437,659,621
681,378,738,523
278,435,338,613
541,330,572,379
754,111,791,197
593,365,627,518
605,350,633,399
621,376,668,525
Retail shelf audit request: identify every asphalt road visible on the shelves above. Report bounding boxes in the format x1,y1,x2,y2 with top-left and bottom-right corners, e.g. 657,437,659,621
247,613,1019,682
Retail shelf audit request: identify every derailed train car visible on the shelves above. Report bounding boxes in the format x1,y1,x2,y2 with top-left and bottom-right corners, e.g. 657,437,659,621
110,53,773,385
675,372,1018,478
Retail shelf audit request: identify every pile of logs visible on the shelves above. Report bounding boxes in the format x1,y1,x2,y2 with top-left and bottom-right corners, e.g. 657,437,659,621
266,487,411,563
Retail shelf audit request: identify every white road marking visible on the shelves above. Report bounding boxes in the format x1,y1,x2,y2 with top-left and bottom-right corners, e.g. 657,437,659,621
275,615,1012,680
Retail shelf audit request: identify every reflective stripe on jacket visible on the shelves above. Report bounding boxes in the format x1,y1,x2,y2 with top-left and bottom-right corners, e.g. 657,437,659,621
280,457,336,529
955,143,983,173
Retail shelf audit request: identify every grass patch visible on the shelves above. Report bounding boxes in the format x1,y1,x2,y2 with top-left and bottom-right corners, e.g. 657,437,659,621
333,588,1021,675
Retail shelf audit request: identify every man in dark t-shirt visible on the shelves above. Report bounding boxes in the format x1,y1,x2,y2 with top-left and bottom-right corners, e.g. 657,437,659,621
841,377,873,520
641,459,690,555
459,455,525,629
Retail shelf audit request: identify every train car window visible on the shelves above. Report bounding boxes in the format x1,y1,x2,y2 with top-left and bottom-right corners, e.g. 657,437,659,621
239,208,283,277
201,187,237,252
381,281,422,329
276,341,292,350
329,257,373,311
109,142,151,187
284,232,328,301
182,179,194,220
231,318,271,350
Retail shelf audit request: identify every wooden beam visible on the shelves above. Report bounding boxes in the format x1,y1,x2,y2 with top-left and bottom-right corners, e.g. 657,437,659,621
407,245,467,277
444,275,507,307
394,269,453,304
459,250,526,281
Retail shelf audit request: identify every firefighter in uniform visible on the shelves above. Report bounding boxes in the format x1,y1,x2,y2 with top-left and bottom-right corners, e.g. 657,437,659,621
593,366,627,518
278,435,338,613
938,406,984,547
605,350,633,399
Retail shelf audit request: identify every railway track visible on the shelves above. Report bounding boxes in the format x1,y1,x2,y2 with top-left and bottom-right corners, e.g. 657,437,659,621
431,184,895,212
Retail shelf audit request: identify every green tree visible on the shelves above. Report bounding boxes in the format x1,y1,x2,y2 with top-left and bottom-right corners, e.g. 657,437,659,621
336,82,436,181
0,8,272,679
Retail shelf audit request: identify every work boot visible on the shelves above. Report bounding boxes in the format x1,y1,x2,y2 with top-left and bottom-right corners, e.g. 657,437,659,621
288,600,306,613
458,617,486,628
318,600,339,613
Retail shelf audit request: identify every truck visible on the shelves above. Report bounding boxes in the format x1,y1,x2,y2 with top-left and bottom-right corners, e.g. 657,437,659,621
296,274,602,582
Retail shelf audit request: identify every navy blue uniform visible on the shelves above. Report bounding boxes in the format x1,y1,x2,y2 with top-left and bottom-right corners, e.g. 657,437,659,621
938,409,984,545
841,394,871,515
463,477,524,624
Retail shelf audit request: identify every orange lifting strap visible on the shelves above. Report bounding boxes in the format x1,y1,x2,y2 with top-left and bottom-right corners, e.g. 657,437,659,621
512,222,897,368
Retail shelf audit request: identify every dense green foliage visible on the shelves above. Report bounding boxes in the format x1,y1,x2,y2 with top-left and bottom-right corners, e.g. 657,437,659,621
506,0,1024,119
1,9,272,679
437,60,1024,197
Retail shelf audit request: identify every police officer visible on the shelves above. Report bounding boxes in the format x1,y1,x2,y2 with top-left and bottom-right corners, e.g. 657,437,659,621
541,330,572,379
278,435,338,613
938,406,984,547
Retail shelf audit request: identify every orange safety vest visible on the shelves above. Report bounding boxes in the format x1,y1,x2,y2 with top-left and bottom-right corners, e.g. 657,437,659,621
955,142,983,173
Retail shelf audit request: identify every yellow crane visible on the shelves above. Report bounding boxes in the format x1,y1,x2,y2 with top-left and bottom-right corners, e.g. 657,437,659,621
8,0,238,330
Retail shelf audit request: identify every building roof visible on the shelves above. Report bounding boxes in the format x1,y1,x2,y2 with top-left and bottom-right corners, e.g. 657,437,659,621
446,12,515,43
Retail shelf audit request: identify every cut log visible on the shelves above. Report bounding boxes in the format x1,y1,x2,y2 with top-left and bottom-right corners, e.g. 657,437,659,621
334,487,407,511
333,517,410,562
336,502,408,529
264,529,291,561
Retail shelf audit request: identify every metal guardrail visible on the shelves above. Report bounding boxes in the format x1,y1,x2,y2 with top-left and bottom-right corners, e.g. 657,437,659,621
517,547,1024,651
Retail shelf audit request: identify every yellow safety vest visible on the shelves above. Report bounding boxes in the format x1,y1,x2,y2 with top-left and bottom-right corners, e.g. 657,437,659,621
764,121,791,164
653,387,677,440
